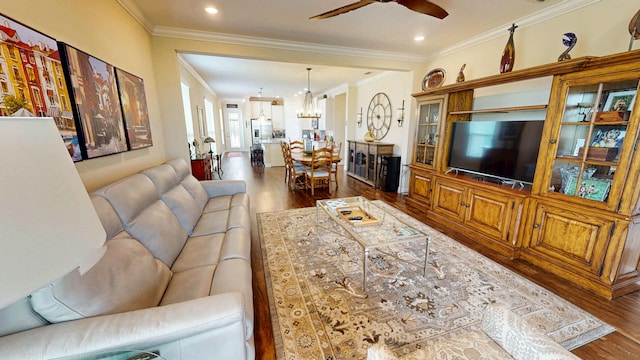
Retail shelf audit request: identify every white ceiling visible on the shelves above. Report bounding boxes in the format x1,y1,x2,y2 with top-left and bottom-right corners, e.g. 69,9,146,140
117,0,589,101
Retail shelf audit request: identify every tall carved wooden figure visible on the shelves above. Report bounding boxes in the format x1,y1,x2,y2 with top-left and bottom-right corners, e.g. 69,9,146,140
500,23,517,73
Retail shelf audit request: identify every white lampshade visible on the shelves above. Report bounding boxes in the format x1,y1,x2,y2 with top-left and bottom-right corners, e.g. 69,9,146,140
0,117,106,309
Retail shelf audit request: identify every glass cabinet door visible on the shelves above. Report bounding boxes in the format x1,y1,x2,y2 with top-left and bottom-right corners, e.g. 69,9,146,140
548,79,638,206
414,100,442,168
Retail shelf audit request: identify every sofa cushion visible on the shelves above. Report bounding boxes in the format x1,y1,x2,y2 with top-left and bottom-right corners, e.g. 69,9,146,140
210,258,254,336
90,195,123,241
126,200,188,266
160,265,215,306
192,207,250,237
143,165,202,234
29,233,171,323
142,164,180,192
202,193,247,212
191,210,229,236
221,228,251,261
171,234,225,273
160,185,203,235
481,304,579,360
93,173,188,266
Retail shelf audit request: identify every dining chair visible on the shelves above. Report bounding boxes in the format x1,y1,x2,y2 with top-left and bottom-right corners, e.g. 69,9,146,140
280,141,291,184
305,145,334,195
285,143,306,190
330,142,342,190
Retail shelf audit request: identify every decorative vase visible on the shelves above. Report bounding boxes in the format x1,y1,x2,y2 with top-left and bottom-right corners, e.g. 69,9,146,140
364,127,375,142
500,23,517,73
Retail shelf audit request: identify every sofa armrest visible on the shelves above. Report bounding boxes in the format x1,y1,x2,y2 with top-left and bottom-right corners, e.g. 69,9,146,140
201,180,247,198
0,293,248,360
481,304,580,360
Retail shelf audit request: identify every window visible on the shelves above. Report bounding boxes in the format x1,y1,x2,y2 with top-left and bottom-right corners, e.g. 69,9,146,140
181,83,194,141
227,111,241,148
219,108,225,145
204,98,217,153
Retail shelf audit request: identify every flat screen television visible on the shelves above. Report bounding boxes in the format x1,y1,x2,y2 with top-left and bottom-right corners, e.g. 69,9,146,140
447,120,545,184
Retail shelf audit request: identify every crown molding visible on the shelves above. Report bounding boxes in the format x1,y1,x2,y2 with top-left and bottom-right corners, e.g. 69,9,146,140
152,27,429,63
427,0,601,61
116,0,155,33
176,54,217,96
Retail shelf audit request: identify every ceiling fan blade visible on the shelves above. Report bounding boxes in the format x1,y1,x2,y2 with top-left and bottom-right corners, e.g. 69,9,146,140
397,0,448,19
310,0,376,20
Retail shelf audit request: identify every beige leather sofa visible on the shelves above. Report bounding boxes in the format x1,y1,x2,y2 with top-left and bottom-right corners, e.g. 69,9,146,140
0,158,254,360
367,304,580,360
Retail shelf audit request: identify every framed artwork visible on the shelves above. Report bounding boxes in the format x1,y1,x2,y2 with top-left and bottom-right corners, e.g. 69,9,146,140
312,118,318,129
59,43,127,158
115,68,153,150
0,13,82,161
603,90,636,111
564,174,611,202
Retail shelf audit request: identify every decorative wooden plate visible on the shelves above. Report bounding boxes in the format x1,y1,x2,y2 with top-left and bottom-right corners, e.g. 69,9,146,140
422,68,446,91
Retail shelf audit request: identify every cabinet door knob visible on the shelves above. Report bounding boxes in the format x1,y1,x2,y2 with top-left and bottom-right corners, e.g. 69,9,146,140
460,202,465,206
533,224,539,228
549,139,556,144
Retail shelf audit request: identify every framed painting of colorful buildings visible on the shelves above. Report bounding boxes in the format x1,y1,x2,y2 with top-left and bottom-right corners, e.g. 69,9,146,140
0,14,82,161
59,43,127,159
115,68,153,150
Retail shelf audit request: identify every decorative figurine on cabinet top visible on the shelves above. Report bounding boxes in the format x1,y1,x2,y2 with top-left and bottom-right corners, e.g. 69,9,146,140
456,64,466,82
558,33,577,61
628,9,640,51
500,23,517,73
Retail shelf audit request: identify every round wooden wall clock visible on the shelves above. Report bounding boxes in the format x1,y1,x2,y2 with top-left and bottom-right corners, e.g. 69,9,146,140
366,92,392,140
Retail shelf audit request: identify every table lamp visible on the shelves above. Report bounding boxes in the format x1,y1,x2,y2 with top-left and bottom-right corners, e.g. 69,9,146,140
0,117,106,309
204,136,215,157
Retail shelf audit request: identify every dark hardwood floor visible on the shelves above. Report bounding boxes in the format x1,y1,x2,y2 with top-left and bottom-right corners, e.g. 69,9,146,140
220,151,640,359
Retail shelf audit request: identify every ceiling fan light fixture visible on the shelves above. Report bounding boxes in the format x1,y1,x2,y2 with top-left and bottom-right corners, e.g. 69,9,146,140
297,68,321,119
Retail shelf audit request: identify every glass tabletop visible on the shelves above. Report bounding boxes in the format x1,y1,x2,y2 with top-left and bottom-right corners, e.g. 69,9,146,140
316,196,427,249
82,350,166,360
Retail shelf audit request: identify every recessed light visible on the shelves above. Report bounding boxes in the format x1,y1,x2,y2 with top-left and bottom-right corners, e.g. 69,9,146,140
415,35,425,41
205,7,218,14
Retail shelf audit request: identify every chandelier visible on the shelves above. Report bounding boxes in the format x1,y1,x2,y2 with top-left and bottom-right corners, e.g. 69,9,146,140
256,88,267,124
297,68,321,119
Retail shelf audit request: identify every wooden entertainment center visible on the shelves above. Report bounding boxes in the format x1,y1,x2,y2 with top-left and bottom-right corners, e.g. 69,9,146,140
408,50,640,299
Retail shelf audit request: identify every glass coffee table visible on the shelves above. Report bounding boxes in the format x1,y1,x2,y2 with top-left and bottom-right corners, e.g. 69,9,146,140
316,196,431,291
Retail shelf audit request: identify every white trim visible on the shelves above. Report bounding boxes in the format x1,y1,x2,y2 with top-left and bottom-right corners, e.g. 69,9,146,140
427,0,601,61
177,54,217,96
154,27,428,63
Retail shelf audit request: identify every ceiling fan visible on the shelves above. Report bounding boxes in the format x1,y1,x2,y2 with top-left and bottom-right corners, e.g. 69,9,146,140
310,0,448,20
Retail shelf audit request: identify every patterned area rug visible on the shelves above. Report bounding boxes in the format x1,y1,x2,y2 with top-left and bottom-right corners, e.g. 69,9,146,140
258,200,615,359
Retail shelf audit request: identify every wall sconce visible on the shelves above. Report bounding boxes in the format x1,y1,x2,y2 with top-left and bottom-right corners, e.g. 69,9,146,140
397,100,405,127
356,107,363,127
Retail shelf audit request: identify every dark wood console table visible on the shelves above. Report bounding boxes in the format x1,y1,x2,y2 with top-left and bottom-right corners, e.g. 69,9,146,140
346,140,394,187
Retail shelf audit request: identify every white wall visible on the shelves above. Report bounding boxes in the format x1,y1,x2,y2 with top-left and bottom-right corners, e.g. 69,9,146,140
177,60,226,157
355,71,414,163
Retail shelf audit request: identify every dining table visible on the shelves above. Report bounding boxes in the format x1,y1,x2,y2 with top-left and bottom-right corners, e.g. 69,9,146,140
291,151,341,166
